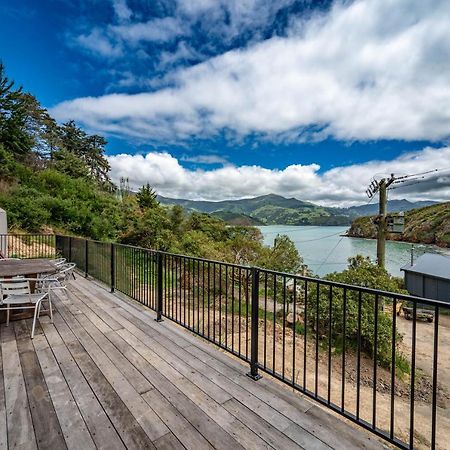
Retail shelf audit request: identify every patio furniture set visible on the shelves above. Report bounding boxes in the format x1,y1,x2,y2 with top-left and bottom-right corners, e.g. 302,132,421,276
0,257,76,338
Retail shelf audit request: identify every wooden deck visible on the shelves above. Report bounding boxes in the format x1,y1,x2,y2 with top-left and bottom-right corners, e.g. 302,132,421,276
0,276,386,450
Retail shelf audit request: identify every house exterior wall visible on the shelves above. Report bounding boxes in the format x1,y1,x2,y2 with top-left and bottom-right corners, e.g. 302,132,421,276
0,208,7,257
405,271,450,303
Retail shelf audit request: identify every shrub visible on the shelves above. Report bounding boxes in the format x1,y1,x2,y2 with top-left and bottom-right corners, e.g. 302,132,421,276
306,256,409,372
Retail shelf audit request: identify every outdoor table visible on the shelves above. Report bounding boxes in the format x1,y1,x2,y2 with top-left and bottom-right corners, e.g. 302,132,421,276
0,259,58,323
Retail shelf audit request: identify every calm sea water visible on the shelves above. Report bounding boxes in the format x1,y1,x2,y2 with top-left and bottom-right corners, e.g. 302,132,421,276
259,225,450,277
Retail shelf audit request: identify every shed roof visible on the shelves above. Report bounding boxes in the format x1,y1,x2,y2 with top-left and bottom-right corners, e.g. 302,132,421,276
401,253,450,280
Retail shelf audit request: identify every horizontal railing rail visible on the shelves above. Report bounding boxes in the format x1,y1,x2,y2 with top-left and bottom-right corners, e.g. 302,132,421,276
5,232,442,450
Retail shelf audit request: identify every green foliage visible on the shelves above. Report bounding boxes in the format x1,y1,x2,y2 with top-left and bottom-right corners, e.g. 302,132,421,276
308,256,408,372
1,165,121,239
258,234,303,274
52,149,90,179
347,203,450,248
136,183,159,209
0,63,35,157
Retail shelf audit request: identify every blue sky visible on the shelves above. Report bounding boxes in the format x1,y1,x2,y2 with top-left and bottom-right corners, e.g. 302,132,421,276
1,0,449,204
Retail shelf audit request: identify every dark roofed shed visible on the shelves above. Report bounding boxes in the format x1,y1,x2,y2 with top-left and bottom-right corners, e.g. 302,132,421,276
401,253,450,303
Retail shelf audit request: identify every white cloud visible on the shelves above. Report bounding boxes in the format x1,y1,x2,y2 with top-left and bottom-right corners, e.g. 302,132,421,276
107,146,450,206
175,0,297,42
110,17,187,43
75,28,123,58
55,0,450,143
112,0,132,22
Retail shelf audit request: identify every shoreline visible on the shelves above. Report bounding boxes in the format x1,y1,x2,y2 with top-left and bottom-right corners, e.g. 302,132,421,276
343,233,450,251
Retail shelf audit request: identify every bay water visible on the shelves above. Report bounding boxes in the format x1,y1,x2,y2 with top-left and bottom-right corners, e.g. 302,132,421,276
259,225,450,277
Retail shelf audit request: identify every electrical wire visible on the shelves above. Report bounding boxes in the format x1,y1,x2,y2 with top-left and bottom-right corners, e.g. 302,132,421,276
292,230,346,243
316,236,346,273
260,225,326,234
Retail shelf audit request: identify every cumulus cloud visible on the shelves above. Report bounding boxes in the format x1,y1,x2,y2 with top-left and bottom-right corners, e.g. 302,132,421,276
55,0,450,143
107,146,450,206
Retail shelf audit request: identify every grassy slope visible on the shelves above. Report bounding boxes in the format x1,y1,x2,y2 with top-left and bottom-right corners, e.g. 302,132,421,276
346,202,450,247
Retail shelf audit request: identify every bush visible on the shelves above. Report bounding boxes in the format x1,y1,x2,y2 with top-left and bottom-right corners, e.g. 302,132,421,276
306,256,409,373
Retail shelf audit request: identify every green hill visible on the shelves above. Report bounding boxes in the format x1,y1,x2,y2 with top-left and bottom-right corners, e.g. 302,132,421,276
210,211,264,226
158,193,344,225
347,202,450,248
158,194,438,226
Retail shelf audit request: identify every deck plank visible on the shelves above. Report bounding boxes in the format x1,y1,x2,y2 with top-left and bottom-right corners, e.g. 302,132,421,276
153,432,184,450
142,388,214,450
105,330,243,449
1,325,37,450
54,300,168,443
33,342,96,450
39,320,126,450
13,321,67,450
0,326,8,450
65,337,155,450
115,327,273,450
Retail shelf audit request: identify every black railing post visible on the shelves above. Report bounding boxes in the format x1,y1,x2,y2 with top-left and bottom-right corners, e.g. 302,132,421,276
110,243,115,292
85,239,89,277
247,267,262,380
155,252,164,322
68,236,72,262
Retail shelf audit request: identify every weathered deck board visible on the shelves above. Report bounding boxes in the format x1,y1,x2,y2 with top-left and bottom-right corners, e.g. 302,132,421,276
0,326,8,450
0,275,385,450
13,321,67,450
1,325,37,450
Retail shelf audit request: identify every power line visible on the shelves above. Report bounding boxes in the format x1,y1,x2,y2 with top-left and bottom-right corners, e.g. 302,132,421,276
388,180,427,191
316,236,346,272
293,230,345,243
260,225,326,235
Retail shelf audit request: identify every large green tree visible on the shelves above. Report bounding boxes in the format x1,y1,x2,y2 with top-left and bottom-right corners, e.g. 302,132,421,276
0,63,34,157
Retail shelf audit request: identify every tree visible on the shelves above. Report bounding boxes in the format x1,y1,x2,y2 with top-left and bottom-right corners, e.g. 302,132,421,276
136,183,159,209
52,149,89,179
306,256,408,371
258,234,303,274
0,63,34,157
58,120,112,188
169,205,185,236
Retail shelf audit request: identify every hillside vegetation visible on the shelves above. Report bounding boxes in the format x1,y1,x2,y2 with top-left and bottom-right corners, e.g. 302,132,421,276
347,202,450,248
159,194,437,226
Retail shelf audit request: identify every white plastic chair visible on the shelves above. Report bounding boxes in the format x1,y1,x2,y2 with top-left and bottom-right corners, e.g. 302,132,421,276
0,278,53,338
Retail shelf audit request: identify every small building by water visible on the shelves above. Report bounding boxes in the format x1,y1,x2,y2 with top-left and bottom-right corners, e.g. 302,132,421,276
401,253,450,303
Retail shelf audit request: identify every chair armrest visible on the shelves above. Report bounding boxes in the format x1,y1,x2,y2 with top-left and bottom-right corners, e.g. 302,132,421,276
0,277,58,282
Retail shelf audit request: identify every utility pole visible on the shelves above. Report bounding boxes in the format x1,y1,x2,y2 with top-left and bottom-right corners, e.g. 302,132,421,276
376,179,387,269
365,174,395,269
365,167,442,269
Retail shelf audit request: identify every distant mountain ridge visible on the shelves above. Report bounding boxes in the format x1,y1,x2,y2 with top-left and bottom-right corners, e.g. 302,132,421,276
158,194,438,226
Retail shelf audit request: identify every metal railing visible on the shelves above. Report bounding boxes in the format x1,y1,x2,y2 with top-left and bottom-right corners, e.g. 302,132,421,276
0,234,56,259
50,234,449,449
